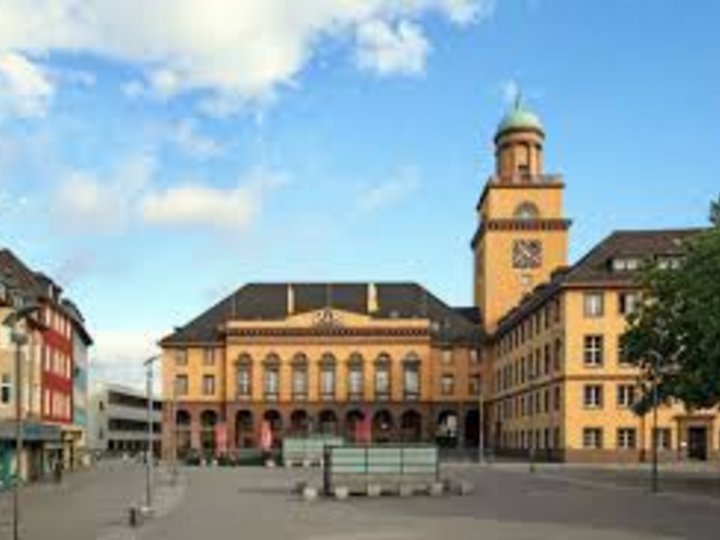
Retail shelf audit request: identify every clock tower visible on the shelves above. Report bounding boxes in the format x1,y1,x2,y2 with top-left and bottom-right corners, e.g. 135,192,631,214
472,99,570,332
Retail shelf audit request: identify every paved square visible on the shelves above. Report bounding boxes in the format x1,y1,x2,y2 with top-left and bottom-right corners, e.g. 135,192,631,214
2,462,720,539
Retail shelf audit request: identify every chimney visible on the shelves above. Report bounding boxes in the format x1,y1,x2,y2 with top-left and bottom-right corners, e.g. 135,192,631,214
287,284,295,315
367,283,379,313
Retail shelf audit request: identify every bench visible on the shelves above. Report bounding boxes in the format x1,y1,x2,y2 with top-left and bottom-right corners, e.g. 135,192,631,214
324,445,440,496
282,436,344,467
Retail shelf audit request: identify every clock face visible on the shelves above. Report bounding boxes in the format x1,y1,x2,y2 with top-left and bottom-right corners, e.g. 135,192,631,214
513,239,542,269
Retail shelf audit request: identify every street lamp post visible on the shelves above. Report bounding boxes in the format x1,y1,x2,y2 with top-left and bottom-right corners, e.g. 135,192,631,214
476,369,485,465
650,350,660,494
3,301,41,540
143,355,160,512
528,372,537,474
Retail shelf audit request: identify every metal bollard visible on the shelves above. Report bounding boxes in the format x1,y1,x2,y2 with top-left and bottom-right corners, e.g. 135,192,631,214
128,505,143,527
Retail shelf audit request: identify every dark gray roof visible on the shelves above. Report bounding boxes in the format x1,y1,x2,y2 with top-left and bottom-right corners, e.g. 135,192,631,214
0,248,92,342
161,282,483,347
495,228,703,336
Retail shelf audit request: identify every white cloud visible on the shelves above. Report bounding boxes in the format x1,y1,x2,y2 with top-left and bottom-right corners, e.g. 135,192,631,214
356,20,430,76
89,328,163,391
0,1,495,114
167,119,223,160
356,167,421,213
141,169,286,233
53,154,156,233
0,51,54,119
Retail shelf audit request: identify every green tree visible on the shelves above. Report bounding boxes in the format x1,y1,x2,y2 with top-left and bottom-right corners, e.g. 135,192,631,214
623,197,720,411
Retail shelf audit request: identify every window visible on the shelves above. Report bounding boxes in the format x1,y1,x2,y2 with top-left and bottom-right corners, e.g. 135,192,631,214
441,374,455,396
375,355,390,399
583,384,603,408
583,427,603,449
584,335,604,367
320,360,336,400
403,357,420,399
612,257,641,272
236,355,251,397
618,292,640,315
468,375,481,396
441,349,453,365
203,348,216,366
657,256,682,270
202,375,215,396
583,292,604,317
264,364,279,399
514,201,540,220
653,428,672,450
175,349,188,366
1,374,11,404
553,338,563,371
617,384,636,408
553,386,561,411
175,375,188,396
292,364,307,398
543,344,551,374
617,428,637,449
348,361,363,398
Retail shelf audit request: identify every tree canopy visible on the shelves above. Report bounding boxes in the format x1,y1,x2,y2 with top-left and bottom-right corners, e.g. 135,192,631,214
623,196,720,412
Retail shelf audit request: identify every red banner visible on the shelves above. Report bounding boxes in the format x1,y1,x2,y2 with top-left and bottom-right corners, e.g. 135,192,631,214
215,423,228,455
260,420,273,451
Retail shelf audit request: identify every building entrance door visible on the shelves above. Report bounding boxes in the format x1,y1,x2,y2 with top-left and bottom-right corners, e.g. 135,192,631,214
687,426,708,461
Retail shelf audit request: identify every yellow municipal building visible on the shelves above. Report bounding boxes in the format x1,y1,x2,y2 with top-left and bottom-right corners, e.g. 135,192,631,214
160,103,719,463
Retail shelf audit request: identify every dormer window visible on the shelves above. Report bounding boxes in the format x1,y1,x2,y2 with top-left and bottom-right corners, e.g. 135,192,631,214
611,257,641,272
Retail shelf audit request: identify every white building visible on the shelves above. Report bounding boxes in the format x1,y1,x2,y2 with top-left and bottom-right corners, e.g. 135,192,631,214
87,382,162,456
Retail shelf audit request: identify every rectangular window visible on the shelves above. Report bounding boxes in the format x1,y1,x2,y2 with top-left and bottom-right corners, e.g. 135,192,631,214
1,374,11,404
175,349,188,366
264,366,279,399
236,365,251,397
403,364,420,399
375,364,390,398
441,374,455,396
584,335,604,367
292,366,307,398
617,428,637,449
175,375,189,396
584,292,604,317
617,384,636,408
653,428,672,450
553,386,561,411
441,349,453,365
203,348,216,366
321,365,335,399
583,384,603,408
543,344,551,374
348,366,363,398
553,338,563,371
617,337,632,367
202,375,215,396
583,427,603,449
618,292,640,316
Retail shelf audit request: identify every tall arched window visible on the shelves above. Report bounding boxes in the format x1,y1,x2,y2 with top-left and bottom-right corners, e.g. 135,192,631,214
513,201,540,220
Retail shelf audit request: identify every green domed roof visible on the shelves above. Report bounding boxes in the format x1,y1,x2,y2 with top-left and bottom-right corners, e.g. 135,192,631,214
496,98,543,135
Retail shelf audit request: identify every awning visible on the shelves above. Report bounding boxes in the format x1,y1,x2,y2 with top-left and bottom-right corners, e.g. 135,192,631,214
0,421,62,442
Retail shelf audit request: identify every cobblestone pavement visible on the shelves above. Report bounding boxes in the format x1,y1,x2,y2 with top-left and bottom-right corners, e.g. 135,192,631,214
2,461,720,539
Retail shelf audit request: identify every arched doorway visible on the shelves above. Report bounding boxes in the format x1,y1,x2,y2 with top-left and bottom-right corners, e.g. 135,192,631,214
373,410,394,443
318,409,339,435
200,410,218,457
345,409,366,443
235,410,254,448
263,409,283,448
465,409,480,448
400,410,423,442
436,410,459,448
290,409,310,436
175,409,192,458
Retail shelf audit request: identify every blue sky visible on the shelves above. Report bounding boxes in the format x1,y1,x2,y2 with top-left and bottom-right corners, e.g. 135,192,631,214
0,1,718,387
